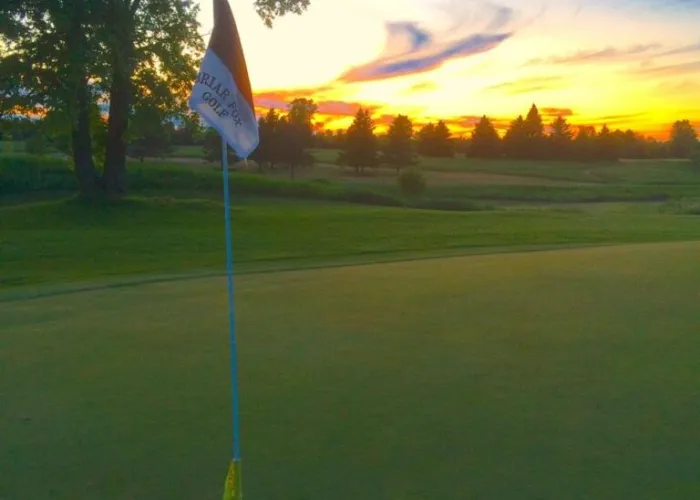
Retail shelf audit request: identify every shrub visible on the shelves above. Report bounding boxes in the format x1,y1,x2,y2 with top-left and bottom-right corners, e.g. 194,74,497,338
398,167,427,198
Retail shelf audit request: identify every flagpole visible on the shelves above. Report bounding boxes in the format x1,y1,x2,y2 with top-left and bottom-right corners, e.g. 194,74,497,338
221,137,244,499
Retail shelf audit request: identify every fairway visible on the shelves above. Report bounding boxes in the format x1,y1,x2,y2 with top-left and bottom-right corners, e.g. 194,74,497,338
2,242,700,499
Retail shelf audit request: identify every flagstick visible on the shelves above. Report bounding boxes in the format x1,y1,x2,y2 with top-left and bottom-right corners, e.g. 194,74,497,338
221,137,244,498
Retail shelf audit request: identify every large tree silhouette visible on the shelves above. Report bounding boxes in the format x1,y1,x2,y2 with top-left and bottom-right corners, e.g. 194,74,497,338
337,108,379,174
548,116,573,159
383,115,417,173
469,116,501,158
670,119,698,158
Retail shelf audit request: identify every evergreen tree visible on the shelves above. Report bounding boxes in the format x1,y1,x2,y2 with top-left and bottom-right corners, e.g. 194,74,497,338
574,126,597,162
417,123,437,156
523,104,545,159
337,108,379,174
548,116,573,159
382,115,417,173
417,121,453,157
503,115,527,159
469,116,501,158
596,124,618,161
433,120,454,157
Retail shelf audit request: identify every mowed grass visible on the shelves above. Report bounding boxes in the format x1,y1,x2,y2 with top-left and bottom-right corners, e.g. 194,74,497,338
2,197,700,290
2,242,700,499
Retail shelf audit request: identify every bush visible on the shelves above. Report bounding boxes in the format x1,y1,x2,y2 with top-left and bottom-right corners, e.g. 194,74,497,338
398,167,427,198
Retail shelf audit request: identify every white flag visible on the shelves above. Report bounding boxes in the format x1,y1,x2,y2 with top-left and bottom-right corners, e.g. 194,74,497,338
189,0,259,159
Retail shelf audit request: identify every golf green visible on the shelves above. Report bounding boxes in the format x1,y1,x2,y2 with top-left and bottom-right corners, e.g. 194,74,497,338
2,242,700,499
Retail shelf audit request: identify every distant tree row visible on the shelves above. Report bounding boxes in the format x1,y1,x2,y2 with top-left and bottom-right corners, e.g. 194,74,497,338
468,104,698,162
6,100,697,173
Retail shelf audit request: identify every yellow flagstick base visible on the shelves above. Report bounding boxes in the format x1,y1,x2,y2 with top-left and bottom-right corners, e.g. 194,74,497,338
223,459,243,500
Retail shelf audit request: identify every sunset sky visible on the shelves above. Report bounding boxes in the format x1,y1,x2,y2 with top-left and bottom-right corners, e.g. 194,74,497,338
197,0,700,138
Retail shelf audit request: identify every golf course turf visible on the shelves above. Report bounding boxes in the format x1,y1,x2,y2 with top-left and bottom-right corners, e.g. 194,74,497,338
2,241,700,499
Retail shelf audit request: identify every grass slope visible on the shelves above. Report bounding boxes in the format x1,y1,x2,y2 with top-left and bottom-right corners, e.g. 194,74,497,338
2,198,700,290
2,242,700,499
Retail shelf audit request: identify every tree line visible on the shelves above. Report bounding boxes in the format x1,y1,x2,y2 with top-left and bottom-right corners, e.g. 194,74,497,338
240,101,699,177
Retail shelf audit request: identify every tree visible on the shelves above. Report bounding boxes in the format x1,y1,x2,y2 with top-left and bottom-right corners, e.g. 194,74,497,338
469,116,501,158
337,108,378,174
127,105,173,161
1,0,104,194
573,125,597,162
417,123,436,156
417,121,453,157
595,124,618,161
250,108,282,170
1,0,309,197
172,115,204,146
523,104,545,159
382,114,416,173
253,0,310,27
203,127,238,164
433,121,454,157
277,116,314,178
503,116,527,159
286,98,316,148
548,116,573,160
670,120,698,158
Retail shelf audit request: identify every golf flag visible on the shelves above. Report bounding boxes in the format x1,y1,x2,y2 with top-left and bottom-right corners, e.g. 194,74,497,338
189,1,254,499
189,0,259,159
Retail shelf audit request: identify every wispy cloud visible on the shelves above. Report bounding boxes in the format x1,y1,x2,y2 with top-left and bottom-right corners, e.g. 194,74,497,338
404,82,438,94
595,0,700,12
657,40,700,57
337,3,515,83
540,107,574,117
484,76,563,95
636,59,700,76
529,43,660,65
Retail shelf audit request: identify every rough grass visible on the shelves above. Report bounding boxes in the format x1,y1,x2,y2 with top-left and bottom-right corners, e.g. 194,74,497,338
2,242,700,499
171,144,206,159
4,155,700,205
2,197,700,290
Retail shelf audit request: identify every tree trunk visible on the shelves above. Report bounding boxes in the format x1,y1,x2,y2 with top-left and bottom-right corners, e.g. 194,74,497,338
102,1,136,197
71,77,100,196
102,61,130,196
65,1,100,197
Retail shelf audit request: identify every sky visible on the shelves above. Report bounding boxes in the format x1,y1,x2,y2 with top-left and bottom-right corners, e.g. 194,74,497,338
197,0,700,138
